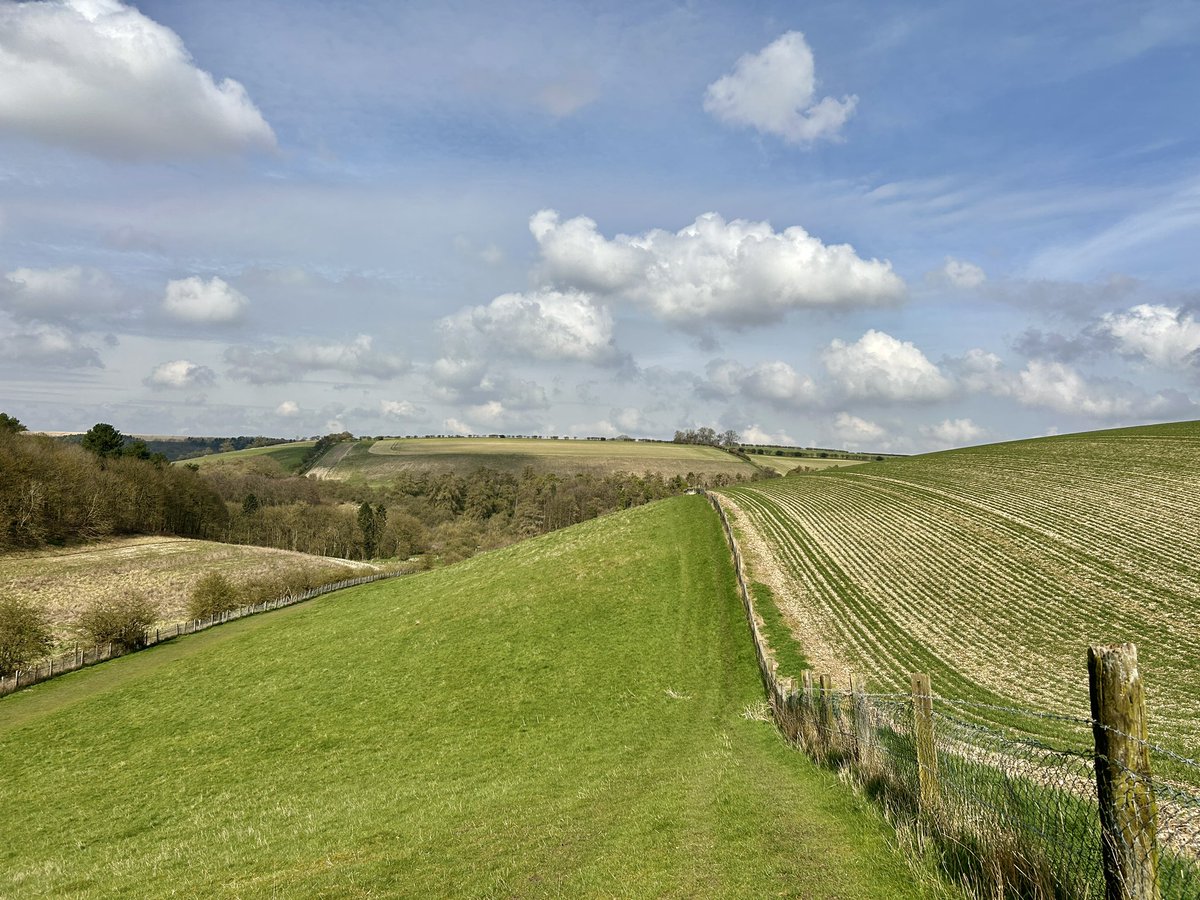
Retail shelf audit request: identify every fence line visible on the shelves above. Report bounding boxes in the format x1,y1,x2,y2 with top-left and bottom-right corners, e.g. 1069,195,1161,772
0,572,402,699
701,489,1199,900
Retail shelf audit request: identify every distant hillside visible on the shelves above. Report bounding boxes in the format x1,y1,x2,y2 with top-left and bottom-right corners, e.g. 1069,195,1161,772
306,436,762,481
0,536,376,650
721,419,1200,750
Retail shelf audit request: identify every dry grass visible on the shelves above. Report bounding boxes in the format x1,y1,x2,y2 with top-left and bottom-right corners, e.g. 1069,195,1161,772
0,537,376,648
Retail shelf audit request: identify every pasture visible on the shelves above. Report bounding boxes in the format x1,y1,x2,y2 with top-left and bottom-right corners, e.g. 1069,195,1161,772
720,420,1200,752
0,497,922,899
183,440,315,473
0,537,374,648
319,436,760,481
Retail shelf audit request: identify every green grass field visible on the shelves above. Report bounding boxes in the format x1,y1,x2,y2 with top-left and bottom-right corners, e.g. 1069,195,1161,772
721,420,1200,752
183,440,315,472
0,496,923,898
317,436,760,481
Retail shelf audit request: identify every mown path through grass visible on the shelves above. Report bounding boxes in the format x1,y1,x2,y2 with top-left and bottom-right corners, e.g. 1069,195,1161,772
0,496,923,898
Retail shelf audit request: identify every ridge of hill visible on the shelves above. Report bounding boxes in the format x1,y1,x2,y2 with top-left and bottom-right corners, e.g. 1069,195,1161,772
721,419,1200,751
0,497,920,898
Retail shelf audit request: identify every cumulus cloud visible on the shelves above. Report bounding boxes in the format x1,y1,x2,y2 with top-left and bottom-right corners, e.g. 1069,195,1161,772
163,276,248,324
704,359,819,407
927,257,986,289
530,210,903,328
947,348,1006,393
0,0,275,160
0,265,121,321
0,321,103,368
832,412,885,448
1004,360,1189,419
143,359,215,390
1099,304,1200,369
703,31,856,145
824,330,953,402
741,424,798,446
276,400,300,417
441,288,619,364
380,399,424,419
428,362,550,411
922,418,984,447
224,335,408,384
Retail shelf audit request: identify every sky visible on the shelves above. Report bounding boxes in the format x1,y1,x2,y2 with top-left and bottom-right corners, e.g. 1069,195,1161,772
1,0,1199,452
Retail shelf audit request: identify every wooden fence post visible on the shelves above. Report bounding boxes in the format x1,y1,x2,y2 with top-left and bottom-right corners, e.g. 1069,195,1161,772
849,674,876,774
911,673,940,815
1089,643,1161,900
819,674,836,751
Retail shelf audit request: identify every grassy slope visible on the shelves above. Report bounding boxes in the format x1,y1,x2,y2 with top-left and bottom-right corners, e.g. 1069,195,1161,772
723,420,1200,750
0,496,921,899
184,440,315,472
326,437,759,481
0,537,374,647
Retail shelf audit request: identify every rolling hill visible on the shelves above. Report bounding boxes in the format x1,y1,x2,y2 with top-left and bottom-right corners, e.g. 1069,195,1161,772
0,496,920,898
719,420,1200,752
310,437,763,481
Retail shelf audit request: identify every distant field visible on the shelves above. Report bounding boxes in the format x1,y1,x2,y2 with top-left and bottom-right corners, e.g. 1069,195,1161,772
183,440,315,472
0,536,374,648
314,437,761,480
720,420,1200,752
0,497,921,898
752,455,867,474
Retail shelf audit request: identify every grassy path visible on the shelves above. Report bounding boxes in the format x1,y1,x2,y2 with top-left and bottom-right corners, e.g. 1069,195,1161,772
0,496,924,898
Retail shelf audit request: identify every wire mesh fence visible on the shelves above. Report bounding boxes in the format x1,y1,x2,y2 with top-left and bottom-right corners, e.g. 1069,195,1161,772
0,572,401,699
704,489,1200,900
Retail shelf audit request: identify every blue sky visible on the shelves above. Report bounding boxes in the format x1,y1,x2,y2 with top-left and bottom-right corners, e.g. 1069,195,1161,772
1,0,1199,450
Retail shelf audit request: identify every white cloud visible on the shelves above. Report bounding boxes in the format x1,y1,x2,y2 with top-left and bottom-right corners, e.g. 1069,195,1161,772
380,399,424,418
1,265,121,320
741,424,798,446
928,257,986,289
832,412,885,448
824,330,953,402
1005,360,1188,418
922,418,983,447
0,0,275,160
949,348,1006,393
441,288,618,364
1099,304,1200,368
0,321,102,368
444,417,473,436
224,334,408,384
705,359,819,407
163,276,248,324
144,359,215,390
276,400,300,417
531,210,904,327
703,31,857,145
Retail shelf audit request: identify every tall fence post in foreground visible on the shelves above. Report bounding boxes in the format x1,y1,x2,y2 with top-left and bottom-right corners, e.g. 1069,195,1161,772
849,674,875,774
1088,643,1161,900
910,673,940,816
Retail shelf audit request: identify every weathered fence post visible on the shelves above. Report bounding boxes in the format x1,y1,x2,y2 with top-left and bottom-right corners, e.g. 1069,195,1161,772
819,674,836,752
1089,643,1161,900
911,673,940,816
849,673,876,774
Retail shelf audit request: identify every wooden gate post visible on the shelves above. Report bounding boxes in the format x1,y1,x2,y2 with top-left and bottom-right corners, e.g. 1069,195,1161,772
911,673,940,816
1088,643,1161,900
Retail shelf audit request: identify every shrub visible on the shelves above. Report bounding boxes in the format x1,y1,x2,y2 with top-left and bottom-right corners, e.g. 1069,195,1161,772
0,595,53,677
187,573,240,620
78,594,158,652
